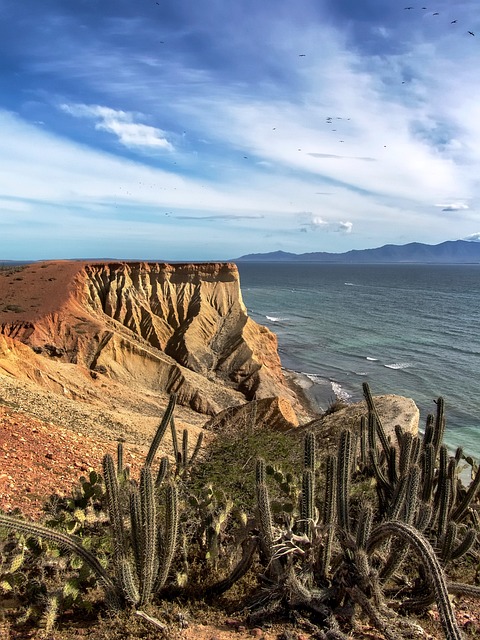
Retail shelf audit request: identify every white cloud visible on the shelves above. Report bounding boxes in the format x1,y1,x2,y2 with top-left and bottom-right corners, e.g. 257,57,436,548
300,214,352,234
464,233,480,242
338,221,353,233
60,103,174,151
435,202,470,212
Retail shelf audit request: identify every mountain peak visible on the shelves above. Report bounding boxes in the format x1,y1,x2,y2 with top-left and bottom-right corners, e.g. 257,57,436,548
236,239,480,264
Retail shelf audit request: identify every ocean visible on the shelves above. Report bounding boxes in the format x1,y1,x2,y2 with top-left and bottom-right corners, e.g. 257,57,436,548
237,263,480,461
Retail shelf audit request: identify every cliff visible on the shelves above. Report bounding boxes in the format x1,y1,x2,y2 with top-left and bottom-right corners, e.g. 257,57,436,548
0,261,299,418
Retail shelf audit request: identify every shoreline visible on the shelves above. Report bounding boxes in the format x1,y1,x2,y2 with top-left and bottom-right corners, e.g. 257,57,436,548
282,367,338,420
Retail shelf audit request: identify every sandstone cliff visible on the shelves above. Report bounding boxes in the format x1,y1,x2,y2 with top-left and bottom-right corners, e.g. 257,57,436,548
0,261,298,418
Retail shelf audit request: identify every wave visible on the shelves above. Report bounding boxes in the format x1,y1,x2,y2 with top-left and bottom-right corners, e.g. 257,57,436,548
302,372,327,385
344,282,355,286
266,315,288,322
331,381,352,401
384,362,413,370
366,357,378,361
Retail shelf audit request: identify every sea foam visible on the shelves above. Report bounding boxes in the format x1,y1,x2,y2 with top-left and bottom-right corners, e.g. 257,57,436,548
384,362,412,370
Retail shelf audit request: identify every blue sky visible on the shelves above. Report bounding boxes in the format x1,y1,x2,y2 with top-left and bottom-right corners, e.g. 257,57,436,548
1,0,479,260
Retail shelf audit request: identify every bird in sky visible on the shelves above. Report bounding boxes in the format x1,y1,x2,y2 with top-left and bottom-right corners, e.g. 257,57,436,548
404,7,413,10
451,20,458,24
468,31,475,35
433,12,439,16
299,54,306,57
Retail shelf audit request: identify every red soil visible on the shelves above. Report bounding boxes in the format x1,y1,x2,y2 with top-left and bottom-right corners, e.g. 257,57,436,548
0,261,87,323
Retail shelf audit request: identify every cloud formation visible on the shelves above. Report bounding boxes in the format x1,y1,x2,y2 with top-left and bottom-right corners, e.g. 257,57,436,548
308,153,376,162
464,232,480,242
60,104,174,151
172,214,264,221
435,202,470,212
0,0,479,259
301,215,353,234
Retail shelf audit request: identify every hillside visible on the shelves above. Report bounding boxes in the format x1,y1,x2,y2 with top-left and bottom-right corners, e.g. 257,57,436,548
236,239,480,263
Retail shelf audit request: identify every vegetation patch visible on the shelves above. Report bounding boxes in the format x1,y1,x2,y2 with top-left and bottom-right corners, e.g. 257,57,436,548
2,304,25,313
0,385,479,639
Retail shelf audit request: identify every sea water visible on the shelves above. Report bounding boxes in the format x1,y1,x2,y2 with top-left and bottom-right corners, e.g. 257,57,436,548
237,263,480,460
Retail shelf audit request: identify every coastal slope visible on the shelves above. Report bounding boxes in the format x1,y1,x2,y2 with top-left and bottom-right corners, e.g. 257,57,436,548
0,261,299,419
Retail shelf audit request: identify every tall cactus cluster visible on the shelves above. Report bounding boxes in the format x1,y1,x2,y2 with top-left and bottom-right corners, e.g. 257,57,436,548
1,383,480,638
0,393,257,626
0,395,199,612
253,383,480,640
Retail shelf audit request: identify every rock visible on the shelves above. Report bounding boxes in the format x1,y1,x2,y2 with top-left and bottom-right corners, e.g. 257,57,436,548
304,394,419,450
0,261,299,418
204,396,299,433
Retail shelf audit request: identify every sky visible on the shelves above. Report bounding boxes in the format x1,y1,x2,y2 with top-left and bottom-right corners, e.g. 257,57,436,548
1,0,480,261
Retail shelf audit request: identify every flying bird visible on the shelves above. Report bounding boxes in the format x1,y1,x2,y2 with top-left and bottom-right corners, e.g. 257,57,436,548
451,20,457,23
433,12,439,15
468,31,475,35
299,54,306,57
404,7,413,9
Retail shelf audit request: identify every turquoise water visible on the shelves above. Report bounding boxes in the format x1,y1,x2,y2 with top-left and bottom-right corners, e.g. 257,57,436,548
237,263,480,460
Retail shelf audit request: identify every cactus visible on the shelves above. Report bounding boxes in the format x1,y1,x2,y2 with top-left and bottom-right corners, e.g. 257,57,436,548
336,429,352,534
301,469,315,539
138,466,157,605
0,397,186,617
145,394,176,468
205,537,258,597
255,459,275,562
154,480,179,591
0,513,120,605
117,441,124,477
320,454,337,579
368,520,463,640
155,456,170,488
304,431,316,472
102,454,127,563
251,385,480,639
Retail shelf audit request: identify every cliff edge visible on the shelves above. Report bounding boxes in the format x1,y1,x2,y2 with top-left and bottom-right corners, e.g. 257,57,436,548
0,261,299,419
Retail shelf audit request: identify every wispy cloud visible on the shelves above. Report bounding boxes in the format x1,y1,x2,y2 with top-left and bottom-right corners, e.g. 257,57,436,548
435,202,470,212
1,0,480,259
173,214,264,221
60,104,174,151
308,153,376,161
464,232,480,242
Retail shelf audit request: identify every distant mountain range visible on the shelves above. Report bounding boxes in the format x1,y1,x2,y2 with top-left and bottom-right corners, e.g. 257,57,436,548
236,240,480,264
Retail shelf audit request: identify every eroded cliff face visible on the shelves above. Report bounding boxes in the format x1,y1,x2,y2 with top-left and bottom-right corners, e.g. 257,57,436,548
0,261,298,416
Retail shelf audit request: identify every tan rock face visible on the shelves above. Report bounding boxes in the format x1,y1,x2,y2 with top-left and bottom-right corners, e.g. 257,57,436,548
204,396,300,434
305,394,419,451
0,261,298,417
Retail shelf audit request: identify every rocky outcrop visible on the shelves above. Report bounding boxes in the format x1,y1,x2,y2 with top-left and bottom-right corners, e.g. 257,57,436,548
0,261,298,417
204,396,300,434
304,394,419,451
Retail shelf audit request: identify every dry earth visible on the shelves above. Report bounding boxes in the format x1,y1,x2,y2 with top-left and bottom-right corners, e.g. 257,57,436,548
1,263,479,639
1,392,479,639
